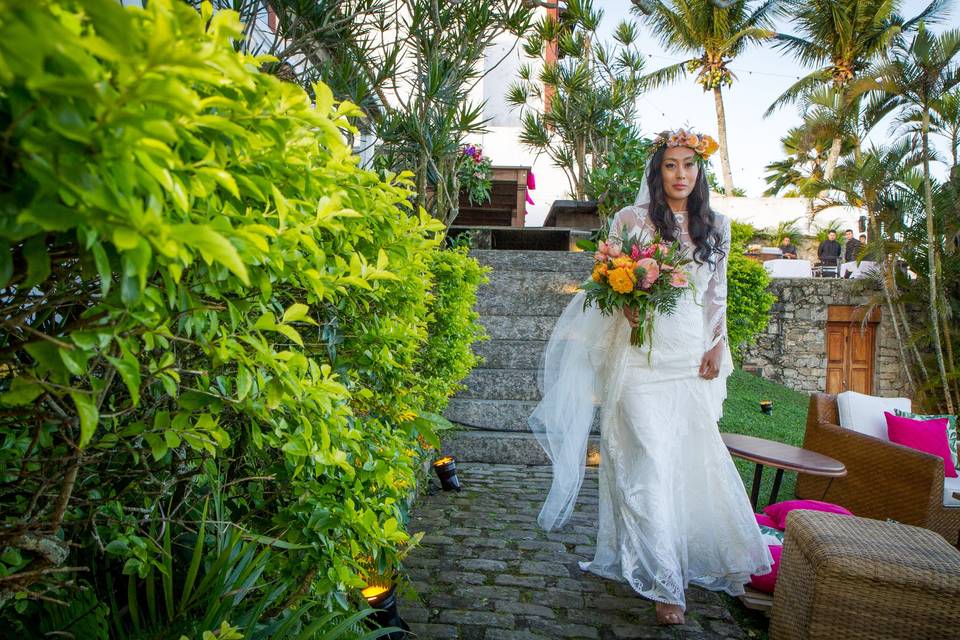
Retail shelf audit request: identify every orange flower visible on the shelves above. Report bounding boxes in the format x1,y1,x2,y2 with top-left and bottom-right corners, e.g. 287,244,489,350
607,267,636,294
611,255,636,271
685,133,700,147
699,135,719,158
592,263,608,282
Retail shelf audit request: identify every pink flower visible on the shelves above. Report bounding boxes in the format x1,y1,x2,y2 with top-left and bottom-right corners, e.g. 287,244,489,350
594,251,606,262
598,240,610,255
640,245,657,259
670,270,689,288
637,258,660,288
608,242,622,258
630,244,641,260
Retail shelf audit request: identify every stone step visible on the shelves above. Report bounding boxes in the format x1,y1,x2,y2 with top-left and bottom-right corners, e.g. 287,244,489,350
445,398,601,434
471,249,595,273
441,429,601,465
456,368,540,401
475,272,585,317
473,339,545,370
475,291,576,317
479,315,557,341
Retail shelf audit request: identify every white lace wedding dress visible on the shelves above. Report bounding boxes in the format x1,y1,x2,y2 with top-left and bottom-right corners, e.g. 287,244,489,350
530,205,772,608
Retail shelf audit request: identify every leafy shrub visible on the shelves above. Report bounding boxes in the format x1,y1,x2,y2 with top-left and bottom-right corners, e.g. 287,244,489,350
727,253,776,358
730,220,758,252
0,0,482,632
586,123,653,218
414,247,489,413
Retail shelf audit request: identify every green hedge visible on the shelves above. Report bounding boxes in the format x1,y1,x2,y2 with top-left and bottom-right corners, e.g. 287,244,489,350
728,253,776,358
0,0,485,635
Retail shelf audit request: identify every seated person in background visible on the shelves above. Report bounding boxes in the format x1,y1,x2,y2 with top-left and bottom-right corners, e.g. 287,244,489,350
843,229,864,263
780,236,798,259
818,230,841,264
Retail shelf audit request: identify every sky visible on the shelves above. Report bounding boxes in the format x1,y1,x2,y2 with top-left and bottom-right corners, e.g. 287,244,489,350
594,0,960,197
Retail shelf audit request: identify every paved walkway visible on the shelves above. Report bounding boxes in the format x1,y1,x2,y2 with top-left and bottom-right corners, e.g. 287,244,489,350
401,464,750,639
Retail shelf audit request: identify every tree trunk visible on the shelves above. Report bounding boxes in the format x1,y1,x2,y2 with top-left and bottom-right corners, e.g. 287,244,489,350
921,109,954,414
873,215,916,394
713,86,734,196
823,135,843,181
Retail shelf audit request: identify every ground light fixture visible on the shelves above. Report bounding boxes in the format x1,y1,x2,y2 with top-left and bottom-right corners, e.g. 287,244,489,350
431,456,461,491
361,584,410,638
760,400,773,415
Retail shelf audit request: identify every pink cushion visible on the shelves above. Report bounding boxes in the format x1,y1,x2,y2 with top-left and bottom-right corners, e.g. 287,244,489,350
749,545,781,593
754,513,779,529
885,412,958,478
763,500,853,530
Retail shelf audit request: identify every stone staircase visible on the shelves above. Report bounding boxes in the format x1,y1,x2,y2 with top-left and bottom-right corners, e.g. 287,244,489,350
442,249,601,465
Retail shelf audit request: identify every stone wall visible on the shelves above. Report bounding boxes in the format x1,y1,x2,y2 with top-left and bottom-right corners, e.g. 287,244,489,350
741,278,908,398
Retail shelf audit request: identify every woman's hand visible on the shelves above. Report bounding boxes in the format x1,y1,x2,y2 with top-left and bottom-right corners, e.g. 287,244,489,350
623,306,640,328
699,341,724,380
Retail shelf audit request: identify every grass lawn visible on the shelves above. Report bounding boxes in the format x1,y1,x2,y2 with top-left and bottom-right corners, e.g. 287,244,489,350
719,368,811,512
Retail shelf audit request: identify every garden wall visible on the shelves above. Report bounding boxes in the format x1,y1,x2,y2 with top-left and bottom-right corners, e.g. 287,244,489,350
741,278,908,398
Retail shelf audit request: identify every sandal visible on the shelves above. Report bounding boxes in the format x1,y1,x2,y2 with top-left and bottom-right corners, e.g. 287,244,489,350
655,602,685,626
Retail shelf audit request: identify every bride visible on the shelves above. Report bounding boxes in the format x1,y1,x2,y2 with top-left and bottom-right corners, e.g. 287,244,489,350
529,128,772,626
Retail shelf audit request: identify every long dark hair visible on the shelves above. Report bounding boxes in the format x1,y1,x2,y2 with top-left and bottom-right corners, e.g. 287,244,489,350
646,145,725,267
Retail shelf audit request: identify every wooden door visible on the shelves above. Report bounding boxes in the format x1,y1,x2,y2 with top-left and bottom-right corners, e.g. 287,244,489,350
825,306,879,395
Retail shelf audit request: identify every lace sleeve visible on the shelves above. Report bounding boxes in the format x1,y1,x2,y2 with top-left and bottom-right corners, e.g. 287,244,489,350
703,215,731,351
607,206,653,246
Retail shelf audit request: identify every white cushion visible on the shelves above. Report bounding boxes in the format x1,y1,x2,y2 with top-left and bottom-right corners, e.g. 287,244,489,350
944,476,960,508
837,391,912,440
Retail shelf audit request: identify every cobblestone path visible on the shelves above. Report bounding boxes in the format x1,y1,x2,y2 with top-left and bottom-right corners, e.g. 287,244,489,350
400,464,751,639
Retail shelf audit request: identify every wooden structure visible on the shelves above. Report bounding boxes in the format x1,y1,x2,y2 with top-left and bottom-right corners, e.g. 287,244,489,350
451,166,530,228
825,305,880,395
542,199,602,230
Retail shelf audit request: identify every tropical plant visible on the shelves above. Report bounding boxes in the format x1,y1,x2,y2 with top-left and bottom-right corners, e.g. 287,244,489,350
584,123,654,218
374,0,534,225
764,125,829,225
815,141,929,399
858,21,960,413
759,218,805,247
767,0,945,180
0,0,485,631
813,218,845,242
631,0,777,195
196,1,534,227
897,87,960,168
508,0,646,200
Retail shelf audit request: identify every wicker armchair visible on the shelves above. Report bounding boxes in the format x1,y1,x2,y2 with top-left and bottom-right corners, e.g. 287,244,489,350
796,393,960,546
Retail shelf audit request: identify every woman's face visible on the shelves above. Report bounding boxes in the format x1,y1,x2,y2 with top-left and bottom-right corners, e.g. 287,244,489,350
660,146,699,203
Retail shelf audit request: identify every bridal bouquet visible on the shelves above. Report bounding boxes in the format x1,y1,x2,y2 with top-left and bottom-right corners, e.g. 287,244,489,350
581,232,693,347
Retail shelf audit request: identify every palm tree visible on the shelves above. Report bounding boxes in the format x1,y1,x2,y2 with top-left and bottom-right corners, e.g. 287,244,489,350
510,1,646,200
817,141,928,396
631,0,777,196
767,0,946,181
898,88,960,168
857,22,960,413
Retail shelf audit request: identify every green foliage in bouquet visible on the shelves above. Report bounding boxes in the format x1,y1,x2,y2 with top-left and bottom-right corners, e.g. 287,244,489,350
0,0,485,632
581,231,694,348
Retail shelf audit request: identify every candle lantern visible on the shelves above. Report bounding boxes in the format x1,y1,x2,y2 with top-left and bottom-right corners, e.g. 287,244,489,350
431,456,461,491
760,400,773,415
362,584,410,638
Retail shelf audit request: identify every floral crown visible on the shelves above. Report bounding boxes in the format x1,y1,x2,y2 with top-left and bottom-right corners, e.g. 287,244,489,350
652,128,719,161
